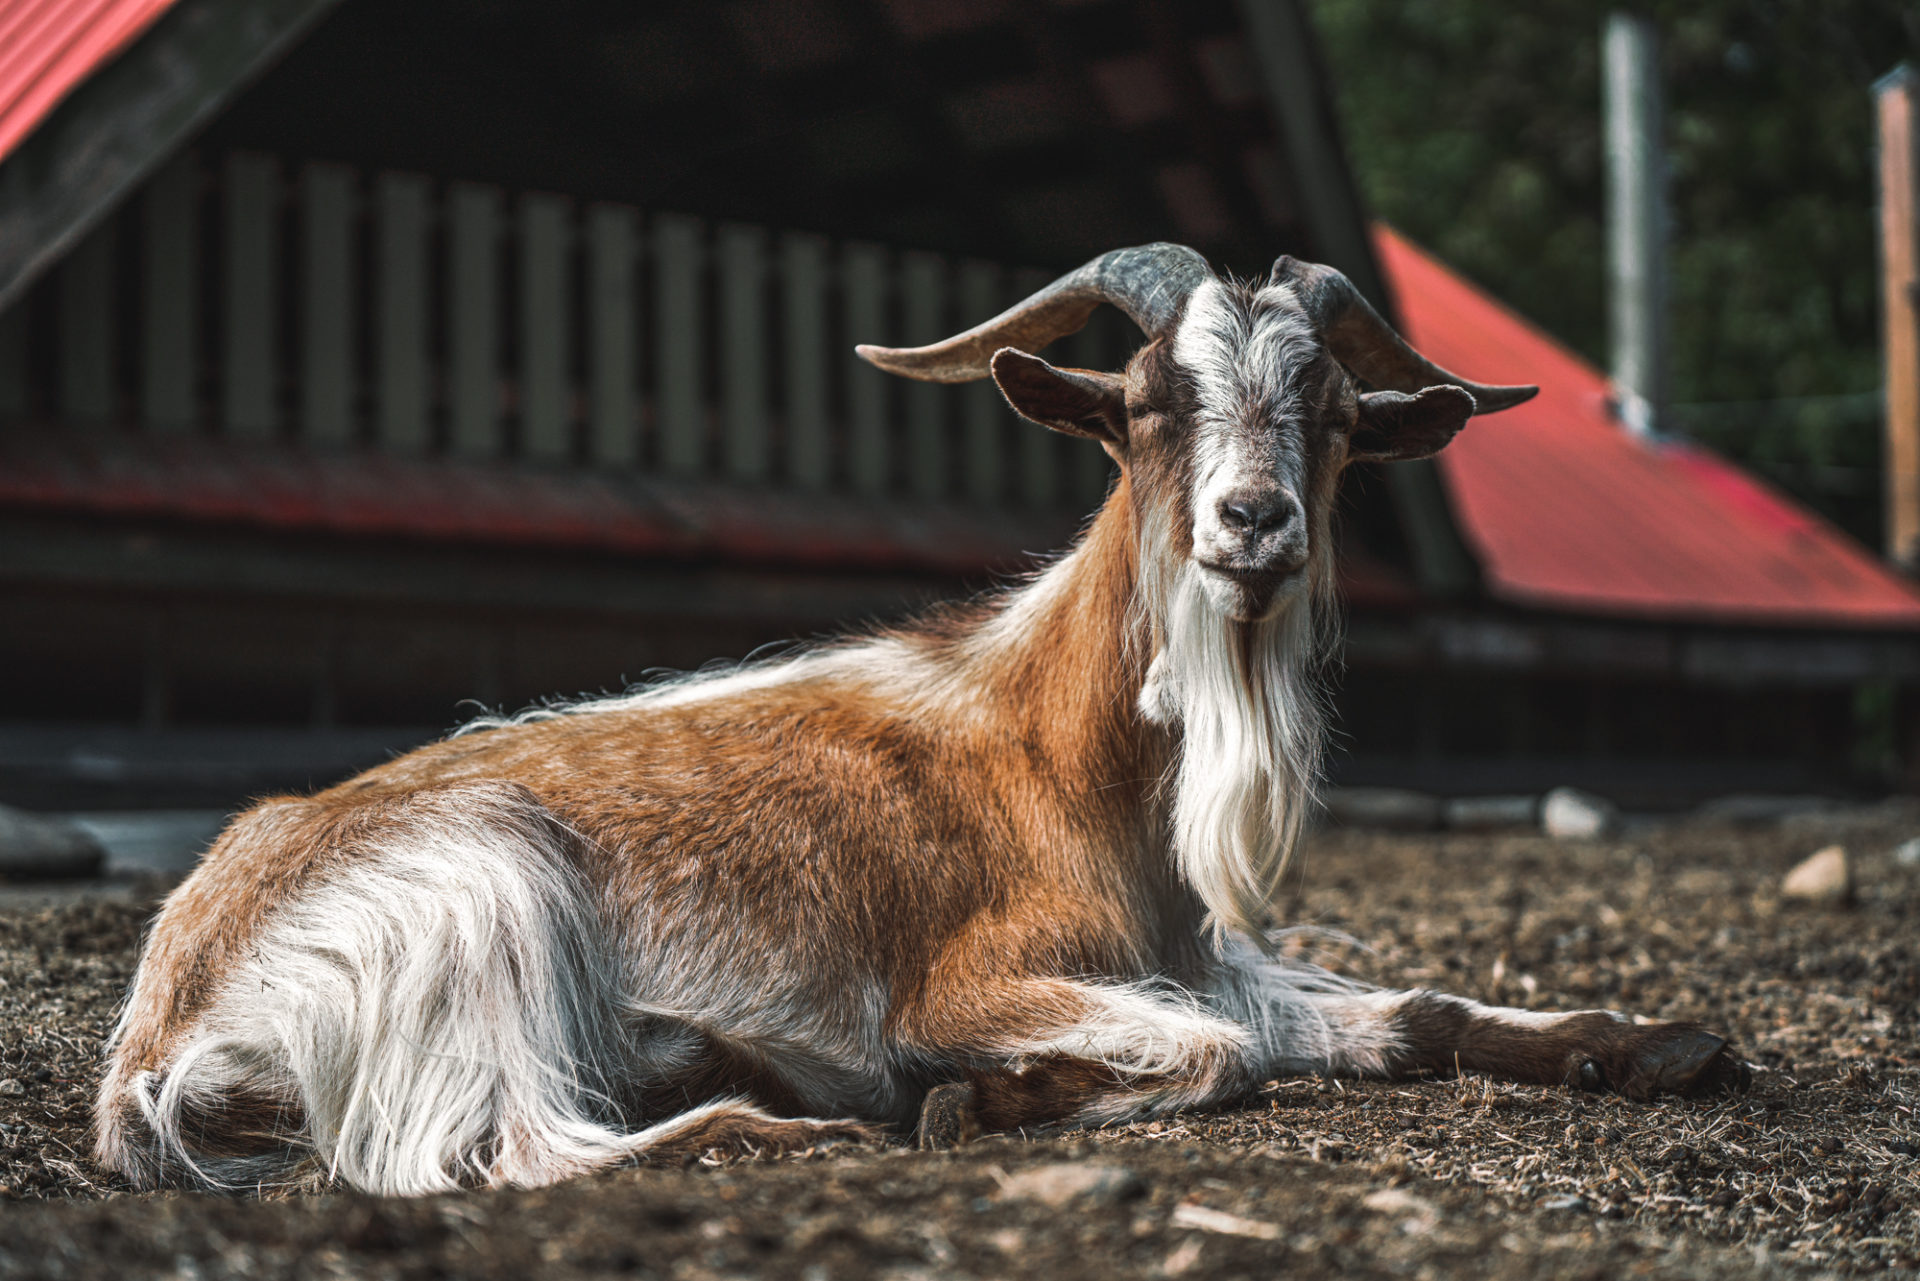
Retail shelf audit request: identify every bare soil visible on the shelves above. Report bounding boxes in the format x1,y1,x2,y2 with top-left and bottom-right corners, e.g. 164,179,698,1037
1,803,1916,1280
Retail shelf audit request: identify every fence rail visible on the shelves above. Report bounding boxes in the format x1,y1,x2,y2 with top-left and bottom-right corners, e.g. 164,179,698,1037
0,151,1124,511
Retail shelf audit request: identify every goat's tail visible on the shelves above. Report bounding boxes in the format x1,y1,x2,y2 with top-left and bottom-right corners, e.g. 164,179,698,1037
94,783,866,1196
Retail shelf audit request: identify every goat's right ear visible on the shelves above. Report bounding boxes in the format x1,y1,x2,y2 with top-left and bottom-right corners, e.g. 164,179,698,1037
989,348,1127,445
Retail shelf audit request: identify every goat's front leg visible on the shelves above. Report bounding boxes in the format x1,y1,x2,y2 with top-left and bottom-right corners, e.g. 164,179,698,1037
1208,943,1751,1099
898,975,1260,1142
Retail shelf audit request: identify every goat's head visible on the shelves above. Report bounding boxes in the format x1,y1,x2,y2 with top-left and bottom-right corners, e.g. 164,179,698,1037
858,244,1536,624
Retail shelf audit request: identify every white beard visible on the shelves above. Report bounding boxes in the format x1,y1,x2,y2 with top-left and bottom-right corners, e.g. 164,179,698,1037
1137,528,1331,947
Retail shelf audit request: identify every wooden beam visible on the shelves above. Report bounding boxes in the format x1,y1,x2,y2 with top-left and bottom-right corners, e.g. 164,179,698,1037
0,0,346,313
1879,65,1920,573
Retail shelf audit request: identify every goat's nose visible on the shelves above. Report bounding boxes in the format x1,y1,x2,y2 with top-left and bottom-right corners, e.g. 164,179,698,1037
1217,492,1297,536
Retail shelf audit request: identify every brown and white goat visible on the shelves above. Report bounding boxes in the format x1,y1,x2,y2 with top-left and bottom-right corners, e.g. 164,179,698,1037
96,245,1747,1195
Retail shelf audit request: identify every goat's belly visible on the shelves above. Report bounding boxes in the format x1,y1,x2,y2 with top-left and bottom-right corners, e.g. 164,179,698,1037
611,897,919,1123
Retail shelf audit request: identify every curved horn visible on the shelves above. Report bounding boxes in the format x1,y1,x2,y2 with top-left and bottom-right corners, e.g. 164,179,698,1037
1273,256,1538,414
856,243,1213,384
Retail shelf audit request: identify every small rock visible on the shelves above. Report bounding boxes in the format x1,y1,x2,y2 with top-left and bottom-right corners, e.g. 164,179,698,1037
1322,787,1441,831
1360,1187,1440,1235
1539,1194,1588,1212
1894,837,1920,868
0,805,105,880
996,1162,1142,1209
1816,1135,1844,1156
1169,1203,1281,1240
0,1079,23,1097
1541,787,1620,840
1781,846,1852,905
1444,795,1538,832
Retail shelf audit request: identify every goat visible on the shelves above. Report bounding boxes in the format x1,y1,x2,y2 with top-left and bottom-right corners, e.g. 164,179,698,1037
95,244,1748,1196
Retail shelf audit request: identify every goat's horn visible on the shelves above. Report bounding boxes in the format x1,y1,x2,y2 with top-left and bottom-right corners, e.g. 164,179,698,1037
856,243,1213,384
1272,256,1538,413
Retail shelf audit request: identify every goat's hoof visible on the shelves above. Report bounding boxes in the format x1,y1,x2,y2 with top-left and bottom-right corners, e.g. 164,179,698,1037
1576,1059,1605,1092
916,1082,982,1150
1618,1026,1754,1100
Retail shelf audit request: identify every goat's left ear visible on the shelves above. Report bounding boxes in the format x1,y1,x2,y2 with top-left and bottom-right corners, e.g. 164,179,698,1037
990,348,1127,446
1348,385,1478,463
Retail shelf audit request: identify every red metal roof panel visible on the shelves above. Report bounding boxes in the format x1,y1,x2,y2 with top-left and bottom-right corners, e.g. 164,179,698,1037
1374,225,1920,630
0,0,178,165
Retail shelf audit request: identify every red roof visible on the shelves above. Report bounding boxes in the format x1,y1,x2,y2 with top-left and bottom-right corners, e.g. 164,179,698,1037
1376,225,1920,630
0,0,178,165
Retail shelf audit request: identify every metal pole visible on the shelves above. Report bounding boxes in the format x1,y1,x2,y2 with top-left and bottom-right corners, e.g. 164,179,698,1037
1603,12,1667,439
1877,65,1920,573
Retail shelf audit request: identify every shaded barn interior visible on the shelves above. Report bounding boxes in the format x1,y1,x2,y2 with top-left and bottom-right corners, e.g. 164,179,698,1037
0,0,1914,812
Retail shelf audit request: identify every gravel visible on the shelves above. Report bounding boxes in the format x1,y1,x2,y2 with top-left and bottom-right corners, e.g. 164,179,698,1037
1,801,1916,1278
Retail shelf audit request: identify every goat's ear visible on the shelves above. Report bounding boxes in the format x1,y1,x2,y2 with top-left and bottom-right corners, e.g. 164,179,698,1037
990,348,1127,445
1348,385,1477,463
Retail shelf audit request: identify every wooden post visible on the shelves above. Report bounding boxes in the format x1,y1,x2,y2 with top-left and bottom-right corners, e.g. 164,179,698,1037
781,232,831,491
1879,65,1920,573
586,203,638,467
842,242,890,498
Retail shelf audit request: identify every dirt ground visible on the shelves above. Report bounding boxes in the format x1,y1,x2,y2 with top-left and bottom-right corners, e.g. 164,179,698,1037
1,801,1916,1280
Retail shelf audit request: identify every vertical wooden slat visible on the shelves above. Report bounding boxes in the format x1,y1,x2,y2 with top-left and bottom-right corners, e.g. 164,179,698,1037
1012,268,1057,508
222,153,278,438
842,241,889,497
375,171,429,454
448,182,501,458
957,260,1004,505
586,202,637,467
718,223,769,482
141,153,197,433
0,301,25,424
59,216,116,424
781,232,830,490
653,213,705,476
900,250,948,501
300,163,355,448
520,192,571,462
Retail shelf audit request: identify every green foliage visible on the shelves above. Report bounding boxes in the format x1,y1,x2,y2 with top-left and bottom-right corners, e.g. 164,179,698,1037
1310,0,1920,544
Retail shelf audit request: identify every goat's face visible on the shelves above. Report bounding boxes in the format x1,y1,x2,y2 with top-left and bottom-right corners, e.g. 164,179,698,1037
856,245,1535,625
989,275,1489,624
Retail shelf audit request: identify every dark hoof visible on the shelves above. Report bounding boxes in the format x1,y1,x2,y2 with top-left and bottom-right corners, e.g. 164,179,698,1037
1618,1026,1753,1100
916,1081,983,1150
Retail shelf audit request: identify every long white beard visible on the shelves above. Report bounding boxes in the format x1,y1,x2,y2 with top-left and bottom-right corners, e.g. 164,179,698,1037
1138,546,1331,947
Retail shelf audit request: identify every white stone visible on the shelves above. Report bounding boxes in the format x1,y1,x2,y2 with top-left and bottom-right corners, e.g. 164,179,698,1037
1894,837,1920,868
996,1162,1141,1209
1540,787,1620,840
1781,845,1852,904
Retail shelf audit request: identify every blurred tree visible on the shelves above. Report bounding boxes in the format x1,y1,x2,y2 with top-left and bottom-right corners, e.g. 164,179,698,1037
1310,0,1920,546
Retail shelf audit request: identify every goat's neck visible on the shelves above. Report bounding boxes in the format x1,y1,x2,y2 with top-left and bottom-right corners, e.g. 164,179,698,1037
957,469,1328,944
958,472,1163,794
